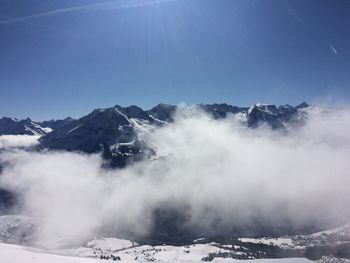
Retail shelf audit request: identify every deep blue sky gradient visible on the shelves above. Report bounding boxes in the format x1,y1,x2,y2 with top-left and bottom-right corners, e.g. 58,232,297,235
1,0,349,120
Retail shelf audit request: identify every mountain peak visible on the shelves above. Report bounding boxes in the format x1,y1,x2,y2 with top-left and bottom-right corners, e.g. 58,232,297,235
295,102,310,109
147,104,177,122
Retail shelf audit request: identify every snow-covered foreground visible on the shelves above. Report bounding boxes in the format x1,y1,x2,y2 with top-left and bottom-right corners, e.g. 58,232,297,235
0,215,349,262
0,243,98,263
0,242,313,263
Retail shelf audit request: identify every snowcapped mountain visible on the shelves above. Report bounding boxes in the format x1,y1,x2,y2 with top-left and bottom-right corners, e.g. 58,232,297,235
147,103,178,122
38,105,158,167
0,102,309,138
0,117,52,136
35,102,308,167
246,103,307,129
0,116,76,137
0,102,310,168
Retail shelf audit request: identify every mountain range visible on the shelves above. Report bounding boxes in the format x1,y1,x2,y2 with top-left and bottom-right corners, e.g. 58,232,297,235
0,102,309,167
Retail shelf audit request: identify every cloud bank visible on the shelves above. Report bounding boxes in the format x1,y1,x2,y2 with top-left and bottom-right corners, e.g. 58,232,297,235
0,106,350,248
0,135,39,150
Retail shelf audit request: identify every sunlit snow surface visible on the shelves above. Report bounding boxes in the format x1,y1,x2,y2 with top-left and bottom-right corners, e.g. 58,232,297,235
0,242,313,263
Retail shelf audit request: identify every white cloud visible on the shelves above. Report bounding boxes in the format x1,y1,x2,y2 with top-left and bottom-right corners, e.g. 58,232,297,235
0,135,39,150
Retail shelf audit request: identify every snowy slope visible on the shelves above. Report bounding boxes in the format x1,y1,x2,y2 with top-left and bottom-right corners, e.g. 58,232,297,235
86,237,136,251
0,242,313,263
0,117,52,136
238,221,350,249
0,243,100,263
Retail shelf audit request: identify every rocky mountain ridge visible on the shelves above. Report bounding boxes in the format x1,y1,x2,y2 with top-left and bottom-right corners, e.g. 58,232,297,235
0,102,309,167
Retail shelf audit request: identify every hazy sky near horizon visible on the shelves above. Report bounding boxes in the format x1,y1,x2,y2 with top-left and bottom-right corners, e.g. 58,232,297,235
1,0,350,120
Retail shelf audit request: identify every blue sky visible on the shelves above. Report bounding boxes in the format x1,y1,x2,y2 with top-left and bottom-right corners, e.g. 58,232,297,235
1,0,349,120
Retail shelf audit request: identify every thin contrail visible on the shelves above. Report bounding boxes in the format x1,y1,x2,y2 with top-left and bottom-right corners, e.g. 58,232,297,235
330,44,338,55
0,0,172,25
280,0,305,25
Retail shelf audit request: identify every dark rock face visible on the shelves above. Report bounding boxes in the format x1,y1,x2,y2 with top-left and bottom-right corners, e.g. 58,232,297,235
295,102,310,109
0,117,49,136
40,107,135,153
124,105,153,122
200,103,248,119
39,105,156,167
0,116,76,136
246,104,304,129
38,117,75,130
146,104,177,122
